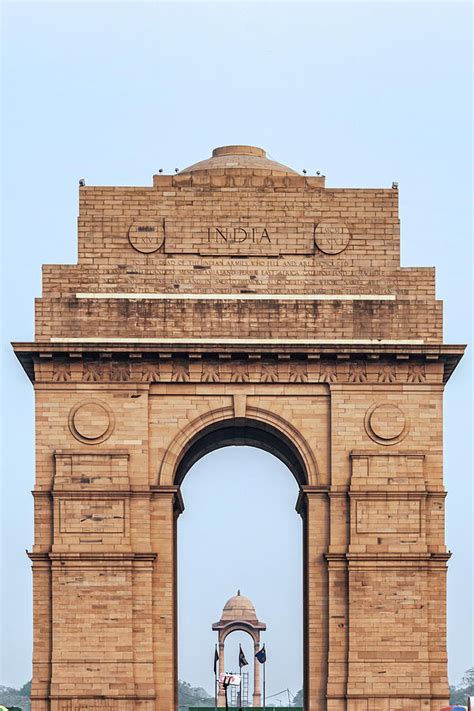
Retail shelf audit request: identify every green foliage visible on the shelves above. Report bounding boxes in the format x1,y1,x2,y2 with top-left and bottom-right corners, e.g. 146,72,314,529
178,679,214,707
450,667,474,705
292,688,303,706
0,682,30,711
18,682,31,698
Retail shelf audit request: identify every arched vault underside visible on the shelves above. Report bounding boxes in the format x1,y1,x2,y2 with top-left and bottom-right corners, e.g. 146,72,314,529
174,417,310,487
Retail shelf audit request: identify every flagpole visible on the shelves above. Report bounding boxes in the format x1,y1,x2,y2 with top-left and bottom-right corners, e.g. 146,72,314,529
239,644,243,711
263,658,266,710
214,643,217,710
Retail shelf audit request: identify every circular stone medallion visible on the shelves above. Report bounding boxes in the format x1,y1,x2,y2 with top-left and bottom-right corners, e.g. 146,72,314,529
314,222,351,255
365,403,408,445
128,220,164,254
69,401,114,444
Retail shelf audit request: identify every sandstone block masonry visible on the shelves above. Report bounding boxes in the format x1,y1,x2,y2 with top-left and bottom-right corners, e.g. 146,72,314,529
14,145,464,711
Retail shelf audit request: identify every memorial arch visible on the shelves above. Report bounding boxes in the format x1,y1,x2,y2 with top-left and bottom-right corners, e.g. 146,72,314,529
14,145,464,711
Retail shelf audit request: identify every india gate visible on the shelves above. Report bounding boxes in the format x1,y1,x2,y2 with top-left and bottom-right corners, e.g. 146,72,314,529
13,145,464,711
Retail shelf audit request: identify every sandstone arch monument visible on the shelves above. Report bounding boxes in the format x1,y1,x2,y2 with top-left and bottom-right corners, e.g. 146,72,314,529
13,145,464,711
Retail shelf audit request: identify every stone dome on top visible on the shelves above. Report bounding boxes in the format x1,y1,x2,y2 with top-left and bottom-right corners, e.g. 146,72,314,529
212,590,266,632
220,590,258,622
179,145,299,175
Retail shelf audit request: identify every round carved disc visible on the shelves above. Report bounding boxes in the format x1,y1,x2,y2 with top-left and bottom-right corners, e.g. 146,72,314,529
314,222,351,254
70,402,112,442
366,403,408,443
128,220,164,254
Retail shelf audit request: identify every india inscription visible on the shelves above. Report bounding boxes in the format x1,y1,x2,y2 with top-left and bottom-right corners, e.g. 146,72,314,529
164,218,316,255
13,144,464,711
207,225,272,244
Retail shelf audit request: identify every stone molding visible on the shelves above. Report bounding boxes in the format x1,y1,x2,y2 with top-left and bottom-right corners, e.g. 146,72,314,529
152,170,326,191
13,341,464,384
29,354,448,385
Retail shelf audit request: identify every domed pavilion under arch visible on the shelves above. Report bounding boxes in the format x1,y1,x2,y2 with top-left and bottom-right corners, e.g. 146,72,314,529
213,591,266,707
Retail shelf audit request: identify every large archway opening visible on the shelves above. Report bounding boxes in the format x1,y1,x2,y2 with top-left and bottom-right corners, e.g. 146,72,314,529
175,418,307,708
174,417,309,488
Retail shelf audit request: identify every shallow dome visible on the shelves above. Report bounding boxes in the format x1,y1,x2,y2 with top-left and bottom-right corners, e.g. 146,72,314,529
221,591,258,622
179,145,298,175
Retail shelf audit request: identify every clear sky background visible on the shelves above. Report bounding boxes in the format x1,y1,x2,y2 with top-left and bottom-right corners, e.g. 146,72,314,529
179,449,302,700
1,0,472,700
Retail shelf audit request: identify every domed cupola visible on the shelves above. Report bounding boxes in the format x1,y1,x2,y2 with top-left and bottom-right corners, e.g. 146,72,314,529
179,145,298,175
212,590,266,632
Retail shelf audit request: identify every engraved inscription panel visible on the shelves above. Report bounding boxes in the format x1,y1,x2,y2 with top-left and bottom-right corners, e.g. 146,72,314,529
165,219,315,256
125,259,396,291
356,500,421,534
59,499,125,534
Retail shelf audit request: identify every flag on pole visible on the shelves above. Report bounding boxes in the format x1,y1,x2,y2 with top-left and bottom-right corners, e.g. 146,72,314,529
255,644,266,664
213,645,219,674
238,644,248,668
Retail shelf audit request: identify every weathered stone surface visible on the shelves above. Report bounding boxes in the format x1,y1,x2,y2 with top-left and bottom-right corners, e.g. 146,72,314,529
13,145,464,711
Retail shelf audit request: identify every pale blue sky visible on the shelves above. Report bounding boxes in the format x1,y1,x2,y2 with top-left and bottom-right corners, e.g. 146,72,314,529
179,449,302,699
1,0,472,698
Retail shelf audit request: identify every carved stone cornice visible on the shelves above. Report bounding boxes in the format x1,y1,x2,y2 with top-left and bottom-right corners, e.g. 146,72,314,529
47,552,158,570
324,551,451,566
12,340,465,384
28,551,157,563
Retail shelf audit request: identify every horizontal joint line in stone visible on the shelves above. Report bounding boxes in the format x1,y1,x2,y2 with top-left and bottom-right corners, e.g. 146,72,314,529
50,337,425,345
75,292,397,301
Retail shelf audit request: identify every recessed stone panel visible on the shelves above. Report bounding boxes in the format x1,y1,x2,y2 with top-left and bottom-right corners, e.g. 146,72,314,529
54,452,130,491
355,499,421,534
59,499,125,534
